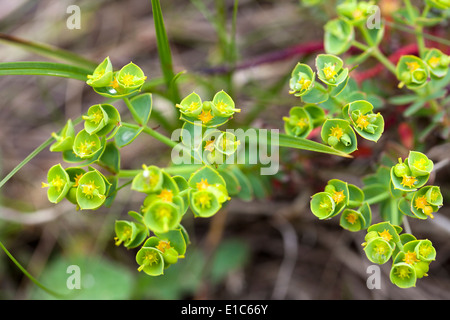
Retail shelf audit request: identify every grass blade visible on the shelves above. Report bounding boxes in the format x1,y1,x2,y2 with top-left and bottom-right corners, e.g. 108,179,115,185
0,61,93,81
0,33,97,70
150,0,180,104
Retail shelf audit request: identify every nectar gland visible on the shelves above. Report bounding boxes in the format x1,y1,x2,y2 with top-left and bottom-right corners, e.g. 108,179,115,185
414,195,434,218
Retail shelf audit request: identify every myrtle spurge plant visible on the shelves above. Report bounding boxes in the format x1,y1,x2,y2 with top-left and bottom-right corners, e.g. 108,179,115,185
0,0,448,297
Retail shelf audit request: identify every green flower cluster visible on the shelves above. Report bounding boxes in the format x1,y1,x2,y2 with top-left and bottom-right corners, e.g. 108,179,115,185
363,222,436,288
285,54,384,154
391,151,442,220
309,150,443,288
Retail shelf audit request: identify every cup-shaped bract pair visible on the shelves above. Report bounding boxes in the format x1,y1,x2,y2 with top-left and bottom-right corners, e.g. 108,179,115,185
141,172,186,234
72,129,103,159
336,0,376,25
283,105,325,138
316,54,349,87
50,119,75,152
188,166,229,218
363,222,400,265
135,225,190,276
390,239,436,288
83,104,121,138
42,164,72,204
288,63,315,97
114,220,148,249
310,179,350,220
321,118,357,154
410,186,443,219
86,57,147,98
396,55,429,90
176,91,240,128
340,202,372,232
324,18,354,55
391,151,433,192
342,100,384,142
132,165,164,194
75,169,110,210
424,48,450,78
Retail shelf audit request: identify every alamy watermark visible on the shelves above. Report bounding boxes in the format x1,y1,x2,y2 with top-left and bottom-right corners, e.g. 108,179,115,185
66,5,81,30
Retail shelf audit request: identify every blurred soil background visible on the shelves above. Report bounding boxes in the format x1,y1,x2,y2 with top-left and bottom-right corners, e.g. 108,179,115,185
0,0,449,300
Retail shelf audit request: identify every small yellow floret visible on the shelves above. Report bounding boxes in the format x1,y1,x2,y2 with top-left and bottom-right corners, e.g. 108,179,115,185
157,189,174,202
395,265,412,279
329,125,344,140
198,110,214,123
356,113,370,130
322,64,337,80
296,118,309,129
406,61,420,72
403,251,419,265
81,181,101,199
121,74,136,86
428,56,441,69
345,212,358,225
194,192,212,209
297,78,311,91
332,190,346,204
400,175,417,188
378,229,393,242
156,240,172,253
196,178,210,191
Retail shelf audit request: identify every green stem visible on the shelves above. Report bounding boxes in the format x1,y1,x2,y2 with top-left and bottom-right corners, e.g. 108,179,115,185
365,191,390,205
123,97,142,125
353,40,397,75
142,125,177,148
0,240,68,299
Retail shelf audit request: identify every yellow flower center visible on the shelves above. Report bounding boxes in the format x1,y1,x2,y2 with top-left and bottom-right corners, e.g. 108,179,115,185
322,64,337,80
395,265,412,279
215,101,228,113
121,74,136,86
157,189,174,202
156,240,172,253
77,140,97,157
73,173,84,187
329,125,344,140
403,251,419,265
204,140,215,152
156,206,172,219
297,78,311,91
110,76,120,89
188,101,200,112
138,251,159,271
87,68,105,80
43,175,66,192
331,190,346,204
374,243,387,255
406,61,420,72
378,230,393,242
198,110,214,123
414,195,429,211
296,118,309,129
418,243,433,258
345,212,358,225
194,192,212,209
356,113,370,130
196,178,211,191
428,56,441,68
400,175,417,188
81,181,102,199
413,158,428,171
